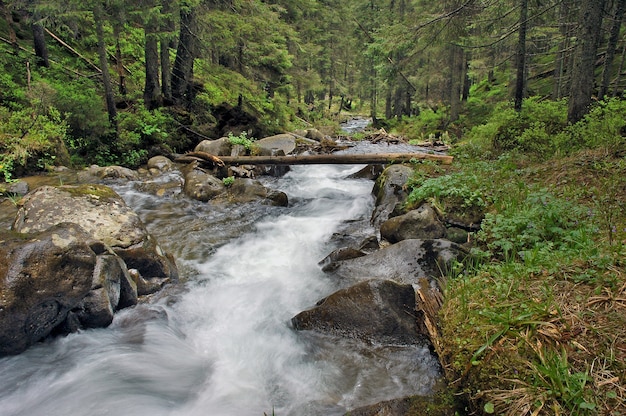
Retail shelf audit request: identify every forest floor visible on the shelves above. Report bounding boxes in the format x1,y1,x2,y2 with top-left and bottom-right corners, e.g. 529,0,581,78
433,147,626,415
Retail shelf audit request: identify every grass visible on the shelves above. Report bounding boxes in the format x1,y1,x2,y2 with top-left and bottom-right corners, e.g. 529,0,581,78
407,145,626,415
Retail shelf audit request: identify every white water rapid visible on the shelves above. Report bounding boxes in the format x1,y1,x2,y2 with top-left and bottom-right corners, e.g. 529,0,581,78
0,164,441,416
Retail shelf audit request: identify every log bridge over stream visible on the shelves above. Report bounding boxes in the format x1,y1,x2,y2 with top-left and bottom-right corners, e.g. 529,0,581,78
176,151,453,167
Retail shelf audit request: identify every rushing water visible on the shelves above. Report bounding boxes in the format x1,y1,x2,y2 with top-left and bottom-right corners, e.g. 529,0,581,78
0,163,441,416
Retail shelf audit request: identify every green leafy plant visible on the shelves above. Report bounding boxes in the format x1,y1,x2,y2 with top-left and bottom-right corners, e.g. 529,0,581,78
228,131,256,151
222,176,235,186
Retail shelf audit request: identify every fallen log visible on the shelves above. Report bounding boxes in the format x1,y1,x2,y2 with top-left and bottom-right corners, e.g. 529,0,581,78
211,152,453,165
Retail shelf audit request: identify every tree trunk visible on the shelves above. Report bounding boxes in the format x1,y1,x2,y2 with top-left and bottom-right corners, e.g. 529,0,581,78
599,0,626,99
171,6,197,106
552,1,572,100
613,41,626,96
449,44,463,122
93,3,117,131
514,0,528,112
568,0,605,123
177,152,454,166
113,26,127,96
160,0,174,103
31,14,49,68
144,19,160,110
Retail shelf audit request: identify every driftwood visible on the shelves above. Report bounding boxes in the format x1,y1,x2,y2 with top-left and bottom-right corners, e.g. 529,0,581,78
176,151,225,167
177,152,453,166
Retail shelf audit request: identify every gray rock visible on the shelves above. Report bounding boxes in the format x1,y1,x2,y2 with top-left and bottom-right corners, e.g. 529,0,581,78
325,239,466,285
371,165,414,228
194,137,232,156
255,133,297,155
292,280,423,345
380,204,446,243
183,169,225,202
12,184,178,294
0,223,96,356
147,156,174,173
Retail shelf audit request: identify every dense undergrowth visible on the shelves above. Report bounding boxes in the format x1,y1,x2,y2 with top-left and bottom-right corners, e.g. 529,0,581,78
396,97,626,415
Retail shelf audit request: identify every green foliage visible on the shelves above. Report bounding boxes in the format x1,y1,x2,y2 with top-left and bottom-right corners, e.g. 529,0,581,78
466,98,568,157
556,98,626,152
389,109,449,141
222,176,235,186
406,170,488,212
531,347,596,414
0,104,69,181
227,131,256,151
476,189,590,260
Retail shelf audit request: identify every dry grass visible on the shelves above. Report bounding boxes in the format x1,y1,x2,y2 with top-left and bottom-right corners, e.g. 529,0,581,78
437,148,626,415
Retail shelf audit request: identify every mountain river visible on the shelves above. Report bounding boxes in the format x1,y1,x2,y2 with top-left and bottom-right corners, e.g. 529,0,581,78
0,121,441,415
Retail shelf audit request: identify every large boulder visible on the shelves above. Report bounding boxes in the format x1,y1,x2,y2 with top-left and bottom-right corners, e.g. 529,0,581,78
380,204,446,243
324,239,466,285
12,184,178,295
0,224,103,355
194,137,232,156
371,164,414,228
255,133,297,155
292,280,423,345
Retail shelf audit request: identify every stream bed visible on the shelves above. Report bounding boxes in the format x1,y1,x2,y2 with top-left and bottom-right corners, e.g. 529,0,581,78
0,120,442,415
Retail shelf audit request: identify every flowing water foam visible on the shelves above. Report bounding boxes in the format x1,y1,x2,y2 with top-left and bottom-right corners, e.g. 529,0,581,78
0,164,440,416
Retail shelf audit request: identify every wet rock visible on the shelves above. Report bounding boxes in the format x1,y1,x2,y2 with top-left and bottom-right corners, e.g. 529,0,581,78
94,165,140,181
292,279,423,345
73,254,134,328
194,137,232,156
371,164,414,228
183,168,225,202
325,239,467,285
345,397,411,416
217,178,288,206
319,247,367,272
0,224,96,356
147,156,174,174
348,164,385,180
380,204,446,243
11,184,178,294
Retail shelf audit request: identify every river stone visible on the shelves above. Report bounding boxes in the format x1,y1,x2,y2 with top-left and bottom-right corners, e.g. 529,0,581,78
12,184,178,295
380,204,446,243
292,279,422,345
305,128,325,142
348,164,384,180
147,155,174,173
345,397,412,416
195,137,232,156
0,223,96,356
214,178,288,206
74,253,136,329
371,164,414,228
183,168,225,202
324,239,466,285
255,133,297,155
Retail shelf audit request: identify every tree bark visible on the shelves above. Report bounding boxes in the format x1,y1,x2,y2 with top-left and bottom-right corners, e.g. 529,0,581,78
144,18,160,110
449,44,463,122
160,0,174,103
514,0,528,112
171,6,197,106
599,0,626,100
32,13,49,67
568,0,606,123
93,2,117,131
